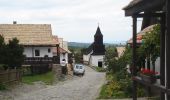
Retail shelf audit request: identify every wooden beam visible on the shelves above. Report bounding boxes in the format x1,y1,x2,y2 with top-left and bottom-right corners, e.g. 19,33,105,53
132,16,137,100
166,0,170,99
134,12,165,18
134,76,170,94
160,14,166,100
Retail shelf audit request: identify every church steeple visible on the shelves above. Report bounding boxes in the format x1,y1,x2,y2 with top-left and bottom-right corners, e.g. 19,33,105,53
93,26,105,55
94,26,103,37
94,26,103,44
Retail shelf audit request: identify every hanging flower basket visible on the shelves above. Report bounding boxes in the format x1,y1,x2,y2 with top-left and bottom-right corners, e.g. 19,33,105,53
140,73,156,84
140,68,158,84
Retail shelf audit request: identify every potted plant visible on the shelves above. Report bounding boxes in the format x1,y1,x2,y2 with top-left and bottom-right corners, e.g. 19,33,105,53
140,68,158,84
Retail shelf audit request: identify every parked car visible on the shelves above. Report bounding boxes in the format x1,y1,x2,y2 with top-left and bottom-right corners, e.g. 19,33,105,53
73,64,85,75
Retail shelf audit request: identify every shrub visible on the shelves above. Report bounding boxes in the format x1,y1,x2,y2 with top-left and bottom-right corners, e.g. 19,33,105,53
4,38,24,69
99,73,145,99
95,67,106,72
0,36,24,69
0,83,6,90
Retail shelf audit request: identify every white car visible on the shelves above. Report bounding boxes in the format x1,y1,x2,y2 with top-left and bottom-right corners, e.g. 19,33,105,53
73,64,85,75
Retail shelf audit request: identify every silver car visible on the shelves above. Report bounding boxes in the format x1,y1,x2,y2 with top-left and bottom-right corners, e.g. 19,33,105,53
73,64,85,75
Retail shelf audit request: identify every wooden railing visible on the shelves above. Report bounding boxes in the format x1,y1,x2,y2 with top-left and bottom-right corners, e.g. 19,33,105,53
24,57,60,64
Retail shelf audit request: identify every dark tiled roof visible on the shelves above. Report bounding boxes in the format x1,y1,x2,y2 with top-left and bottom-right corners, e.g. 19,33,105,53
94,26,103,37
123,0,142,10
84,43,94,55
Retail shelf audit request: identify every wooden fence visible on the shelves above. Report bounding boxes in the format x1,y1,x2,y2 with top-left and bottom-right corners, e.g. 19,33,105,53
0,69,22,84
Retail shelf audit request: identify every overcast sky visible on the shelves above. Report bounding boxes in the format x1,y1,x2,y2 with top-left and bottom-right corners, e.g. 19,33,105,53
0,0,142,43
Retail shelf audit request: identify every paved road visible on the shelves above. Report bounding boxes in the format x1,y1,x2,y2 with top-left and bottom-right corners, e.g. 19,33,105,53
15,66,105,100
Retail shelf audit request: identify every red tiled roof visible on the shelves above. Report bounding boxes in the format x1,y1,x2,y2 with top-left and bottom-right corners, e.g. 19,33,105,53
59,47,67,53
127,24,156,44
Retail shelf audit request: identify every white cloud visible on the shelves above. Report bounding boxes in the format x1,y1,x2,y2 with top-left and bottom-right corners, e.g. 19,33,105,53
0,0,135,43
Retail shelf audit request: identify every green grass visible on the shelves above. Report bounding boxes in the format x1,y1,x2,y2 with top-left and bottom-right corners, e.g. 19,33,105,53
95,67,106,72
22,71,54,85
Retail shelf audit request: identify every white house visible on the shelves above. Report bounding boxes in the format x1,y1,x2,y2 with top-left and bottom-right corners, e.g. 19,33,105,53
0,22,60,64
83,26,105,68
53,36,71,64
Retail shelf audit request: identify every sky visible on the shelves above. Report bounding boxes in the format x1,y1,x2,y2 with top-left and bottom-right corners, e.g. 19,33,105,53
0,0,142,43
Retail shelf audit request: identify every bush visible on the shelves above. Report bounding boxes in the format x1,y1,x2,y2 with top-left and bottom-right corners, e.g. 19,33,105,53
99,72,145,99
95,67,106,72
99,78,131,99
4,38,24,69
0,36,24,69
0,83,6,90
99,46,145,99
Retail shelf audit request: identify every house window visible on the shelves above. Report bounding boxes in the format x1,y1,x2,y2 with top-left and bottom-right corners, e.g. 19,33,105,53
48,48,51,53
35,49,40,56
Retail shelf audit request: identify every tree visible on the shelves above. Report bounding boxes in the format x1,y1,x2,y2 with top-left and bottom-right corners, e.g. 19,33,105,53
68,46,85,63
5,38,24,69
0,36,24,69
0,35,6,64
104,46,119,73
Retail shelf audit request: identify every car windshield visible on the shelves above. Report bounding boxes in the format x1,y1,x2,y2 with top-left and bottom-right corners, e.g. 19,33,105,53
76,65,83,69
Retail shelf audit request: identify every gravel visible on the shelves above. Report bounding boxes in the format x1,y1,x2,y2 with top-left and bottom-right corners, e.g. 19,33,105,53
0,66,105,100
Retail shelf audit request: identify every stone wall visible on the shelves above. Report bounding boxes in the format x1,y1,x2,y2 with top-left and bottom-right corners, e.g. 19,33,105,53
52,64,62,82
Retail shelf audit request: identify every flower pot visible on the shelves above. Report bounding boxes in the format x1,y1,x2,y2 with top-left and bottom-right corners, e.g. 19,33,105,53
140,74,156,84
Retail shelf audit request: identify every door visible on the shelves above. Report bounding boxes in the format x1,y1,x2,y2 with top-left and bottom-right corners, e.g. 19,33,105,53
98,61,102,67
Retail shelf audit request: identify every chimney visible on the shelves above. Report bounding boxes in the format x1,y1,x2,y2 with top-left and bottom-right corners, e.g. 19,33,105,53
13,21,17,24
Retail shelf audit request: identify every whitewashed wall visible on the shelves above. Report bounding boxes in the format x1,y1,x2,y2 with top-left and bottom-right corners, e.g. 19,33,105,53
144,57,160,73
83,54,90,62
155,57,160,74
60,53,68,63
90,55,105,68
23,47,33,57
144,57,160,84
23,47,53,57
83,51,93,62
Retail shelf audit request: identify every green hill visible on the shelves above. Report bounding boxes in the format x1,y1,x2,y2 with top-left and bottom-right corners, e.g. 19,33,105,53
68,42,124,48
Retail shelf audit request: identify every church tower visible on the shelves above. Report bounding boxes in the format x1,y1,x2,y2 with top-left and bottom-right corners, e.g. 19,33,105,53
83,26,106,68
92,26,105,55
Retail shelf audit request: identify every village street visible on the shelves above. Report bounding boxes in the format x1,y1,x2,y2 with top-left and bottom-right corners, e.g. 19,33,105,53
10,66,105,100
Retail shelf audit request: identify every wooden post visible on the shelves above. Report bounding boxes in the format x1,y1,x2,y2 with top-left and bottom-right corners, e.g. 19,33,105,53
160,14,165,100
132,15,137,100
7,69,9,84
166,0,170,99
57,44,60,64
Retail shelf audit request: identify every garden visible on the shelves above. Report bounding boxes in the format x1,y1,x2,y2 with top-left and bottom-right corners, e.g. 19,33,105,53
98,24,161,99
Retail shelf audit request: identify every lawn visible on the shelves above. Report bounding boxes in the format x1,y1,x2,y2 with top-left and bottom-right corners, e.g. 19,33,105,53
22,71,54,85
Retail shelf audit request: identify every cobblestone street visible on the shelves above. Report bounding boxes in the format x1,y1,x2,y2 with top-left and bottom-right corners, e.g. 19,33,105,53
1,66,105,100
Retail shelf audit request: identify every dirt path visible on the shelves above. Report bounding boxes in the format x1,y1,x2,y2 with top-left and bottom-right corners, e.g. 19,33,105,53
1,66,105,100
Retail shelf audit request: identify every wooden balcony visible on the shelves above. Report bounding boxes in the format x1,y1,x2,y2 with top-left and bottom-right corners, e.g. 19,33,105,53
24,57,60,65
